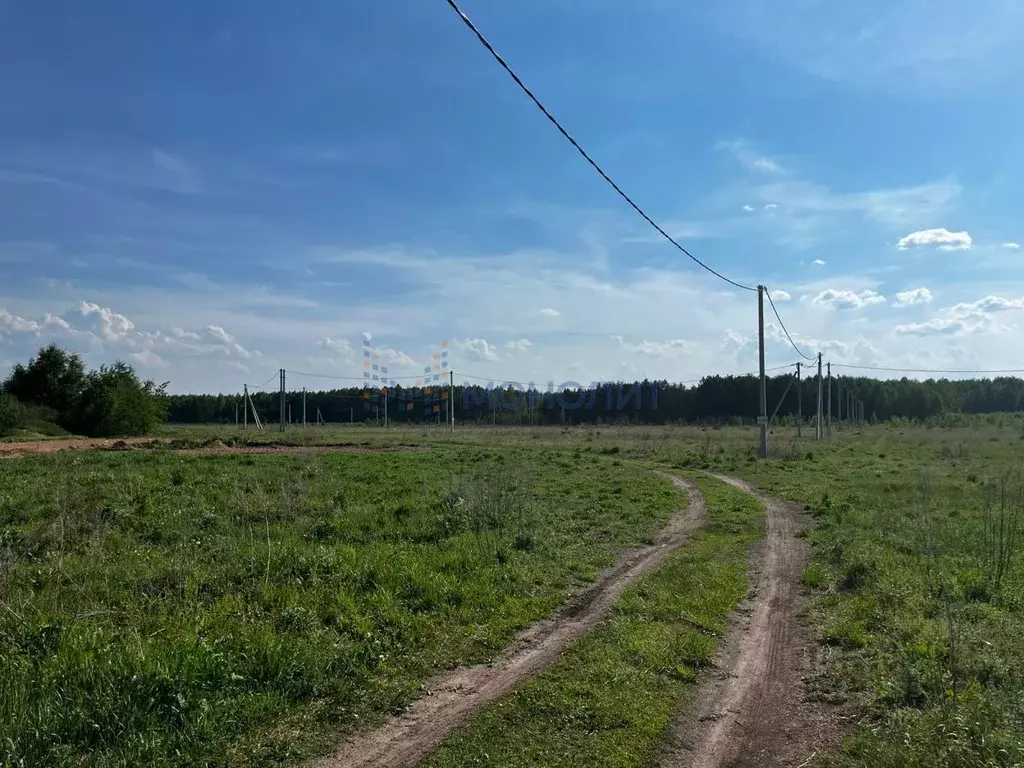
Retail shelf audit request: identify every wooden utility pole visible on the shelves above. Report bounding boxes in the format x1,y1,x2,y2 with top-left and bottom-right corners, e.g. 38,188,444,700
450,371,455,432
826,362,832,437
815,353,823,440
757,286,768,458
243,385,248,430
279,369,286,433
796,362,802,437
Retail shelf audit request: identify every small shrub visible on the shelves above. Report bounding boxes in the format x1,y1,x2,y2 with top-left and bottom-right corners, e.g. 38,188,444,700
0,393,25,436
840,560,877,591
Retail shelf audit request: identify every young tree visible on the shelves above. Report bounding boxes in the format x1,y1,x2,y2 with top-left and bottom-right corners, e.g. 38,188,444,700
73,362,169,437
2,344,86,422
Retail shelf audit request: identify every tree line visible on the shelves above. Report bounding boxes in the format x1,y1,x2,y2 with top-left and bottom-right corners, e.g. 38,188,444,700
0,345,168,437
164,372,1024,426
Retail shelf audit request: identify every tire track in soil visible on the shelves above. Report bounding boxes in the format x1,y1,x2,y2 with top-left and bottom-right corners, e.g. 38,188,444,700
656,473,836,768
313,473,706,768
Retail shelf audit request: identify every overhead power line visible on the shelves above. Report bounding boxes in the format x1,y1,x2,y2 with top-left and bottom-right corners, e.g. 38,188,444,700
833,363,1024,375
289,370,431,382
443,0,757,293
245,373,279,390
764,287,815,362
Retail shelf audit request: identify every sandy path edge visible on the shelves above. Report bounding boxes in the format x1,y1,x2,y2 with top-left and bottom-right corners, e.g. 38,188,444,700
312,473,707,768
656,472,838,768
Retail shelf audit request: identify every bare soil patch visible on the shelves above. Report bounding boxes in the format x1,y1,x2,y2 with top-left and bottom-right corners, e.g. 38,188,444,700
0,438,416,459
312,473,706,768
657,473,839,768
0,437,155,458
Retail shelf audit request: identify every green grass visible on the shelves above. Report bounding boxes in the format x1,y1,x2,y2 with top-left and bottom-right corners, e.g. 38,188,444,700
699,426,1024,767
0,446,682,767
422,474,763,768
6,421,1024,767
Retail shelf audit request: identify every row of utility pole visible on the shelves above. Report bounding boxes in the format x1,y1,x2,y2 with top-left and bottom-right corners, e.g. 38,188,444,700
757,285,868,459
238,369,457,432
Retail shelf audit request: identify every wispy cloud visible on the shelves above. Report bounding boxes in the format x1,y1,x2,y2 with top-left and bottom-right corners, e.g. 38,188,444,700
151,149,203,194
717,140,787,174
719,0,1024,92
1002,242,1021,249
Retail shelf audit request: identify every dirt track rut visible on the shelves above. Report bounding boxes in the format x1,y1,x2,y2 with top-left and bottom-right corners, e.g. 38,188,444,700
313,473,706,768
657,473,832,768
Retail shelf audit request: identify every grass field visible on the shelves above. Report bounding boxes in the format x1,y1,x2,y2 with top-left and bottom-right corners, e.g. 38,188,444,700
423,474,762,768
2,420,1023,766
0,445,681,766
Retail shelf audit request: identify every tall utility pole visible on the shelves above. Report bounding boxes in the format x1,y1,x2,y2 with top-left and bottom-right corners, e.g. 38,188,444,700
757,286,768,458
279,369,286,433
384,388,388,428
243,385,248,430
848,390,853,427
816,353,823,440
836,376,842,428
796,362,802,437
826,362,832,437
450,370,456,432
302,387,306,427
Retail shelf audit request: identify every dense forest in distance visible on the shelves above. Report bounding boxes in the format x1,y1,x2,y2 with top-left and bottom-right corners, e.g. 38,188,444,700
165,374,1024,425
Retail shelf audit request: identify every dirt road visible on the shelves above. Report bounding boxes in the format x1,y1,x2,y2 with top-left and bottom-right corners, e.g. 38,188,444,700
657,473,835,768
313,474,706,768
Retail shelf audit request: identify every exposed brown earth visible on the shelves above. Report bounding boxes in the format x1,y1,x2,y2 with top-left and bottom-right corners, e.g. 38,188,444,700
312,474,706,768
656,473,838,768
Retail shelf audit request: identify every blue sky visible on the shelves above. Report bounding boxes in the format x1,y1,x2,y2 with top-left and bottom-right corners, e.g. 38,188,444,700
2,0,1024,393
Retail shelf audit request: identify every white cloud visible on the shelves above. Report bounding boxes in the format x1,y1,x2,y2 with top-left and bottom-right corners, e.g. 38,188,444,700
811,259,826,266
717,140,786,174
743,204,755,212
948,295,1024,315
897,227,972,251
0,308,40,334
505,338,533,353
1,302,259,380
893,318,985,337
632,339,693,357
893,287,934,307
764,203,778,210
318,337,352,357
1002,242,1021,249
812,289,886,310
204,325,233,344
769,289,792,301
893,294,1024,336
375,348,417,368
536,308,560,317
77,302,135,341
128,349,167,367
453,338,500,362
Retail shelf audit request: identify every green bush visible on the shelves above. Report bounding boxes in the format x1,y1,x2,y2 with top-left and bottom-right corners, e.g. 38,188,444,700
0,393,25,436
3,346,167,438
73,362,168,437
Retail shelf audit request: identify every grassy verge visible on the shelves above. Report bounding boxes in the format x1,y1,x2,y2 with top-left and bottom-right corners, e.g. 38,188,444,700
422,473,763,768
701,428,1024,767
0,446,681,767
